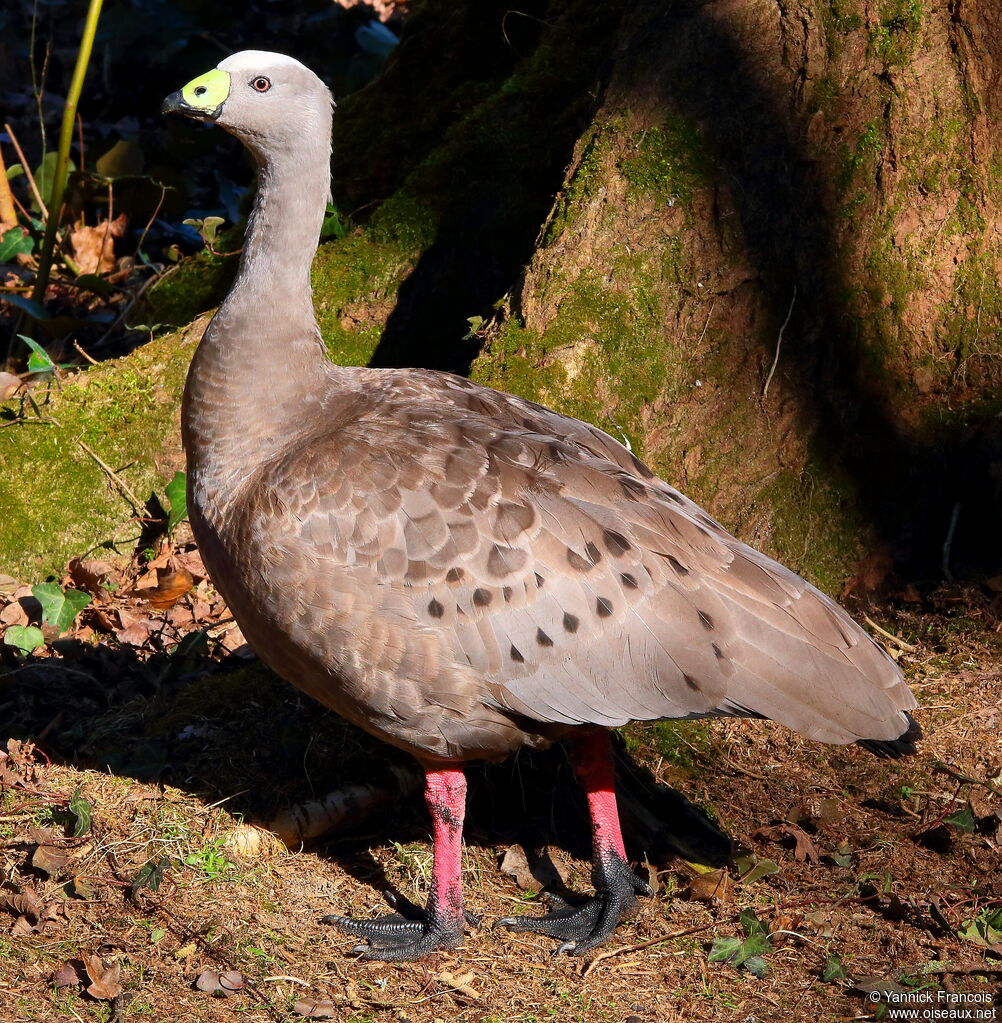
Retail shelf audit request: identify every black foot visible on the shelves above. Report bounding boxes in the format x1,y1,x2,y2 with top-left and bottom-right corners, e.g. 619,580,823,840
321,900,474,962
495,858,652,955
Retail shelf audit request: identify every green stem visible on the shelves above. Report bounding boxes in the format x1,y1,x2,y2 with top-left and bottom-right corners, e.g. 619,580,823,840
29,0,104,308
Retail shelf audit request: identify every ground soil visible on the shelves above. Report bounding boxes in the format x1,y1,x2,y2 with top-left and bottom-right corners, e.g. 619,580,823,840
0,569,999,1022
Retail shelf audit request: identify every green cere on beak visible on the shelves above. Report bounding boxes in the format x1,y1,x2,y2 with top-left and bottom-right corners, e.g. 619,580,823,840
162,67,231,120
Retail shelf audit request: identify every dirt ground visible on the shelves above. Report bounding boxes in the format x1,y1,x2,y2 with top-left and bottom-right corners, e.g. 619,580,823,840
0,571,1000,1023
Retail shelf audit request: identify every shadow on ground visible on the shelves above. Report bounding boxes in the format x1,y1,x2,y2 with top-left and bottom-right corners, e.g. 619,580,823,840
0,639,732,902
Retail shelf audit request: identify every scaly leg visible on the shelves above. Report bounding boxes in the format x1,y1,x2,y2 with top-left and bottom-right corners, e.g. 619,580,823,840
497,729,652,955
323,765,468,961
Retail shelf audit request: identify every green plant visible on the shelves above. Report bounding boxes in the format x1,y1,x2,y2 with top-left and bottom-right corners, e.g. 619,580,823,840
3,625,44,656
708,909,773,978
163,471,188,536
29,0,105,307
32,581,90,633
182,216,226,253
184,838,237,879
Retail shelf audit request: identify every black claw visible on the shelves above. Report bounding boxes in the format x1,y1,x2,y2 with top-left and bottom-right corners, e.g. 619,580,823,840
322,906,463,961
498,853,651,954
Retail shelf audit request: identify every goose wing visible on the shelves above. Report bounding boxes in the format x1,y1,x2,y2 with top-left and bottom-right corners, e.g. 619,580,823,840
261,382,916,748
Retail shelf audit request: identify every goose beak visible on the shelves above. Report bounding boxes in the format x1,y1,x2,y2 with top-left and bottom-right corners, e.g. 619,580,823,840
161,67,231,122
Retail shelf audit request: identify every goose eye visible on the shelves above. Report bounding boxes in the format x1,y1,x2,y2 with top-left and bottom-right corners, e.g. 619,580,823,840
251,76,272,93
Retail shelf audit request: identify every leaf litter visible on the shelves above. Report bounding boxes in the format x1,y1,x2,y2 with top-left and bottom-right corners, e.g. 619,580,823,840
0,544,1000,1021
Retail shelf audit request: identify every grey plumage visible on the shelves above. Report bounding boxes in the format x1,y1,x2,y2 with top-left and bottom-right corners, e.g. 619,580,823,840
172,53,919,767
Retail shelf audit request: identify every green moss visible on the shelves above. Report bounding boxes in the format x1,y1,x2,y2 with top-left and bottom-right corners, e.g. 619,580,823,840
474,254,695,460
142,251,237,328
544,119,621,245
868,0,924,66
0,328,195,580
622,719,713,776
619,118,712,208
311,231,416,367
368,194,439,250
756,456,868,594
837,120,884,195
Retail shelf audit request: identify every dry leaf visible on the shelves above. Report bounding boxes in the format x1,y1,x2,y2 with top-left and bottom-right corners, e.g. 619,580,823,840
0,371,21,400
293,999,337,1019
195,968,246,996
84,954,122,1001
686,866,730,902
52,960,83,988
172,548,207,581
31,842,70,876
67,557,118,596
0,600,29,627
499,846,563,893
134,567,194,610
753,823,820,864
435,971,481,1000
68,214,127,275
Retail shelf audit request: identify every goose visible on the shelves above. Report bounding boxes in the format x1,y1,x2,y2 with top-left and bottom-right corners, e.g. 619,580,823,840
161,52,921,962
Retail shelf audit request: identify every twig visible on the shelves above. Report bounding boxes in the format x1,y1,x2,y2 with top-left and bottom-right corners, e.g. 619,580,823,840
762,285,797,399
582,922,715,975
908,964,1002,976
863,615,919,653
73,340,98,365
77,439,146,518
3,123,48,218
942,502,960,581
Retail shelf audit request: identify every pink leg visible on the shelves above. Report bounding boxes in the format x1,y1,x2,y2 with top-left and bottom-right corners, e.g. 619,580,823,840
497,729,652,955
424,767,466,924
571,729,627,860
324,764,468,961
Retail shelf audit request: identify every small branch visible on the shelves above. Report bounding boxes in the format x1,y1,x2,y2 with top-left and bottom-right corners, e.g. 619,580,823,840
863,615,919,653
77,439,146,518
582,922,715,975
73,340,98,365
942,502,960,582
3,123,48,219
762,286,797,399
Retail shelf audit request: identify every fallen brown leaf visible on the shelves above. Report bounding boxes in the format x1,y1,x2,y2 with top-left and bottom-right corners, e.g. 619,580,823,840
52,960,83,989
134,567,194,611
84,954,122,1001
31,842,70,877
435,970,481,1000
67,557,118,596
68,214,127,276
0,371,21,400
293,999,337,1019
753,823,820,864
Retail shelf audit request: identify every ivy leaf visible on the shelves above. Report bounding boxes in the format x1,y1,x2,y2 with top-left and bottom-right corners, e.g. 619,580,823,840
164,471,188,534
739,909,770,939
68,787,92,838
944,806,976,834
3,624,45,655
320,203,347,240
743,955,769,979
32,153,75,213
822,955,848,982
32,582,91,634
0,227,34,262
128,857,169,901
708,936,743,963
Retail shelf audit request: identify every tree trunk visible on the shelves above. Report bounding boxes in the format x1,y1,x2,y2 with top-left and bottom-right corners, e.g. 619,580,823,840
337,0,1002,588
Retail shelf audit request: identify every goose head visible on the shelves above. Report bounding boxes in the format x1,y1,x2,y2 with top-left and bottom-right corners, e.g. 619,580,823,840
162,50,333,159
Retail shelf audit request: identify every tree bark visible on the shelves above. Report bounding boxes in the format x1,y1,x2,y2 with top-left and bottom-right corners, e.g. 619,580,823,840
333,0,1002,587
